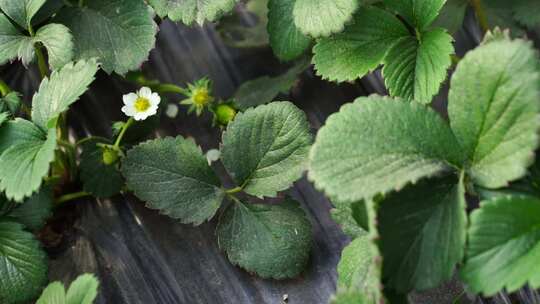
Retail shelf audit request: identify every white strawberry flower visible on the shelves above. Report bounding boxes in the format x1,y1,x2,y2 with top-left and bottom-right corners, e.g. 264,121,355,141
121,87,160,121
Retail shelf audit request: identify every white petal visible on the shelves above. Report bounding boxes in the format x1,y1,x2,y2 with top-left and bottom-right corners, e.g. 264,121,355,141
135,112,149,121
149,93,161,106
138,87,152,98
121,105,135,117
123,93,138,105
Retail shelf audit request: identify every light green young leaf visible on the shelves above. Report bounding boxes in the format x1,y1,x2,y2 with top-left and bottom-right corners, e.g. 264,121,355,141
313,6,409,82
267,0,311,61
461,196,540,296
122,136,224,225
221,101,312,198
337,235,377,291
293,0,358,38
0,13,33,65
55,0,157,74
448,37,540,188
36,273,99,304
0,220,48,304
0,0,46,29
80,140,123,198
331,291,368,304
383,28,453,103
384,0,446,30
0,119,56,201
34,23,74,70
32,59,99,130
147,0,239,25
234,59,309,110
216,198,312,279
9,186,53,231
379,175,466,292
309,96,463,203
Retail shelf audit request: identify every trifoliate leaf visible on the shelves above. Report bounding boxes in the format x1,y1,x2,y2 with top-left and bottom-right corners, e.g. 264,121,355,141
330,200,368,239
147,0,239,25
0,119,56,201
55,0,157,74
216,198,312,279
36,273,99,304
9,186,52,231
309,96,463,203
293,0,358,38
34,23,74,70
221,101,312,198
234,59,309,110
0,220,48,304
461,196,540,296
313,6,408,82
337,235,378,291
0,13,33,65
122,136,225,225
448,38,540,188
267,0,311,61
432,0,468,34
32,59,99,130
0,0,46,29
383,28,453,103
384,0,446,30
80,140,123,198
379,175,466,292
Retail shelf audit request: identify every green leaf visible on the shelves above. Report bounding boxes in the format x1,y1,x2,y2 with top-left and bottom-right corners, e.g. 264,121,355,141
384,0,446,30
461,195,540,296
0,220,48,303
34,23,74,70
0,119,57,201
267,0,311,61
382,28,453,103
512,0,540,28
36,273,99,304
293,0,358,38
432,0,468,34
147,0,239,25
309,96,463,203
216,198,312,279
55,0,157,74
122,136,224,225
337,235,378,291
0,91,22,114
0,0,46,28
379,175,466,292
32,59,99,130
0,13,33,65
330,291,368,304
9,186,52,231
80,140,123,198
312,6,408,82
448,37,540,188
234,59,309,110
330,200,368,239
221,101,312,198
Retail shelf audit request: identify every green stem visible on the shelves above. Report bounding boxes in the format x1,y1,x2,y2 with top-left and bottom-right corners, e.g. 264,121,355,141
35,45,49,78
75,135,110,147
113,117,134,149
471,0,489,33
451,54,461,66
0,79,11,97
225,186,242,194
155,83,186,95
56,191,92,205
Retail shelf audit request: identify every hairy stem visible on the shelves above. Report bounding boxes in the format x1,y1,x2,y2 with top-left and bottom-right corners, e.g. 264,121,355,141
56,191,92,205
114,117,134,149
35,45,49,78
471,0,489,33
225,186,242,194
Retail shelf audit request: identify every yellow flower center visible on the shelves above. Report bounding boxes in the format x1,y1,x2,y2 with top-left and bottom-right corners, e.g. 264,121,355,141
134,97,151,112
193,88,210,106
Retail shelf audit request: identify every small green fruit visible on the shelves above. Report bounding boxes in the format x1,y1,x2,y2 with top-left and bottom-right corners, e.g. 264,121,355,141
102,148,119,165
215,104,237,125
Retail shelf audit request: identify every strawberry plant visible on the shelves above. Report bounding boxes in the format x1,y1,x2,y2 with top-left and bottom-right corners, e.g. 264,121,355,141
0,0,540,303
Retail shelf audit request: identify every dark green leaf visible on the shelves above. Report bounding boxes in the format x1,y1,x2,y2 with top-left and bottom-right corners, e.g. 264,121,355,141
221,101,312,197
122,136,224,225
8,186,53,231
0,220,48,303
0,0,46,28
267,0,311,61
461,195,540,295
216,198,312,279
80,140,123,198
